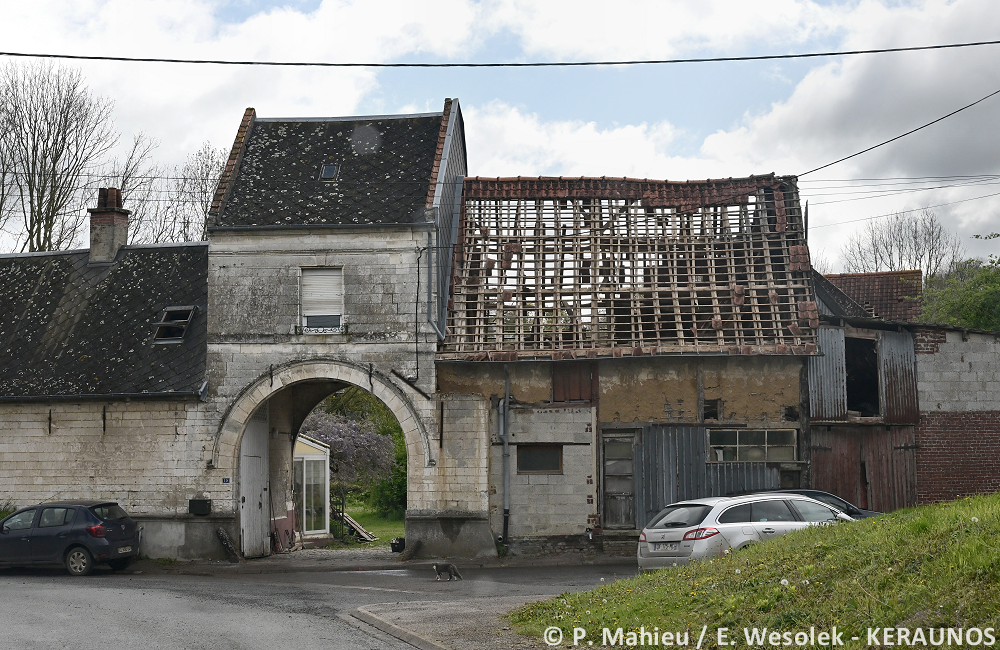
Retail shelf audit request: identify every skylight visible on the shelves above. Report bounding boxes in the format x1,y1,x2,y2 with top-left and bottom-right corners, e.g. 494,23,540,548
319,164,340,181
152,306,196,344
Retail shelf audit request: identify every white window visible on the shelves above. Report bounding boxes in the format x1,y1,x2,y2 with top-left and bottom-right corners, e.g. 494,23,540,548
301,268,344,332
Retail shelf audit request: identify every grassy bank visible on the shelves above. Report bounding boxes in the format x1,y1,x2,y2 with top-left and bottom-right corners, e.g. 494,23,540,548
510,495,1000,648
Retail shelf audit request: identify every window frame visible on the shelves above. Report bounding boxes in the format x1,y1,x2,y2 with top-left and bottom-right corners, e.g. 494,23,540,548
300,267,345,334
151,305,197,344
516,444,564,475
707,428,798,463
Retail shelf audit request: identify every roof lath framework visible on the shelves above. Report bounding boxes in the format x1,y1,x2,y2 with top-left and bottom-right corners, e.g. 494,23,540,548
440,176,819,360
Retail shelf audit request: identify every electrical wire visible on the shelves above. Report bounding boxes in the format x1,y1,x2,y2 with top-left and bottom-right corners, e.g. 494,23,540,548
798,86,1000,176
2,38,1000,68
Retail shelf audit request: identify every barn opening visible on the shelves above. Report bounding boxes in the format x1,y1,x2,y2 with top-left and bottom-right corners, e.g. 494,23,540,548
845,336,880,417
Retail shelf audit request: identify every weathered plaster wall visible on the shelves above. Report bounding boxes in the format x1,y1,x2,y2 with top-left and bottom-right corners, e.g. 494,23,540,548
599,356,803,425
436,361,553,403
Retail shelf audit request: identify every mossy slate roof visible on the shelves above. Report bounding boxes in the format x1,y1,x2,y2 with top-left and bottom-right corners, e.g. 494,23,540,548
215,113,444,227
0,244,208,398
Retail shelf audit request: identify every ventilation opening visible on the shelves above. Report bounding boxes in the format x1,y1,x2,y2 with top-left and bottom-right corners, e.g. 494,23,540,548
153,306,196,344
845,337,879,417
702,399,722,421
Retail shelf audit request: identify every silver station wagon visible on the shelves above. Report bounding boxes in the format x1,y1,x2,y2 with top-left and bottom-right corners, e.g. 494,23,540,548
637,493,853,570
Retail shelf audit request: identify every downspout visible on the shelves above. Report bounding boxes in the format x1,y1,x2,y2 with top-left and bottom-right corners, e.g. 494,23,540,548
501,364,511,543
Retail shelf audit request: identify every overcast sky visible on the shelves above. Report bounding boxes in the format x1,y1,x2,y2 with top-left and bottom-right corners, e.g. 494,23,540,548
2,0,998,268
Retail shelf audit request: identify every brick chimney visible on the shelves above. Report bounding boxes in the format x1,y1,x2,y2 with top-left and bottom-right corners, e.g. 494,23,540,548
88,187,130,264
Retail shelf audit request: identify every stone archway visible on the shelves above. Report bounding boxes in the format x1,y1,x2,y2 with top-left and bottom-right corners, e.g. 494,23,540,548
212,359,435,475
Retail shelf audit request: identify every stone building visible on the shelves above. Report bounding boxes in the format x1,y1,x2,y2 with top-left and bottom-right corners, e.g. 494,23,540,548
3,99,998,561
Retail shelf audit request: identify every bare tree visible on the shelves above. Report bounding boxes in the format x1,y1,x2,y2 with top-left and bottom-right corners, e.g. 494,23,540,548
0,62,118,252
170,142,227,241
839,209,965,279
101,133,179,245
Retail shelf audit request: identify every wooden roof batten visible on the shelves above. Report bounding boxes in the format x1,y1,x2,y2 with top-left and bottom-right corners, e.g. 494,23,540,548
439,175,820,361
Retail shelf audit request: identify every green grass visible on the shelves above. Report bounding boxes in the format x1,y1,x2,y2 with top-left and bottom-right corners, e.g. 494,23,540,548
325,506,404,550
509,495,1000,648
0,499,14,519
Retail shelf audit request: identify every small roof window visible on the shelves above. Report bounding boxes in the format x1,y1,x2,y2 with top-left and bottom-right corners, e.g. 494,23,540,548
152,306,196,344
319,164,340,181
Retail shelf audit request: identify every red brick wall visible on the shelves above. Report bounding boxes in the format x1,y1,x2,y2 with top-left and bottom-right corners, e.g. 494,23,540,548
913,327,947,355
916,410,1000,503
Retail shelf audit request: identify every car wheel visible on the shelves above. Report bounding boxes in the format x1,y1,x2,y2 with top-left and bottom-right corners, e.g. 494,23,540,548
108,557,133,571
65,547,95,576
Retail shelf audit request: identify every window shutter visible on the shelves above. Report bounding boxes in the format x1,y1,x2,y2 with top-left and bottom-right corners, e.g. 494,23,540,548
301,268,343,327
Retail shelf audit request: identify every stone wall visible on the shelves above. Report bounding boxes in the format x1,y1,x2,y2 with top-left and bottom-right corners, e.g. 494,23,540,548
0,399,235,559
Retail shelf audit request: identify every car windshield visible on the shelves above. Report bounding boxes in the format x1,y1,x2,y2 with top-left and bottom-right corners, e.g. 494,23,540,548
90,504,129,521
649,504,712,529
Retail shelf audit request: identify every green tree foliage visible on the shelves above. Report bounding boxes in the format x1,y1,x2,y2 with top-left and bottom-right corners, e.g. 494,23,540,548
920,256,1000,330
318,387,407,516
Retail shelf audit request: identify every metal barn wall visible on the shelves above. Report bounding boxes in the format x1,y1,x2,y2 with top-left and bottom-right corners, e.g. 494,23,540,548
634,425,779,528
808,327,847,420
809,424,916,513
878,331,919,424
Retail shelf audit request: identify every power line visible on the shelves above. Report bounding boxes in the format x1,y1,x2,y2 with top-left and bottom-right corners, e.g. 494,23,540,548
2,38,1000,68
810,189,1000,229
798,85,1000,177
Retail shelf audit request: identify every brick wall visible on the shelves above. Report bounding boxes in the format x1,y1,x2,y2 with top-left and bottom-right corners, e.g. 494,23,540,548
916,410,1000,502
914,328,1000,503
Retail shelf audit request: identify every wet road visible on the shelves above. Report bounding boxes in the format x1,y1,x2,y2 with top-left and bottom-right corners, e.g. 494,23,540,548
0,562,637,650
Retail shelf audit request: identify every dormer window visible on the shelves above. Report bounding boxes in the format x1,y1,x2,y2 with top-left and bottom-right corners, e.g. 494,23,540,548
152,306,196,344
301,268,344,332
319,164,340,181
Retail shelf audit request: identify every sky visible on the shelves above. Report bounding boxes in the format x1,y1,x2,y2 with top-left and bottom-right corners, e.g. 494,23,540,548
1,0,999,268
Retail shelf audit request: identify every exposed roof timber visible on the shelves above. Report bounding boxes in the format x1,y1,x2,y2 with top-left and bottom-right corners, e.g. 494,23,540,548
441,175,818,358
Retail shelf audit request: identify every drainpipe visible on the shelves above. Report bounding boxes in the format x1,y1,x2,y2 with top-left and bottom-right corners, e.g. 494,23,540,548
501,364,511,543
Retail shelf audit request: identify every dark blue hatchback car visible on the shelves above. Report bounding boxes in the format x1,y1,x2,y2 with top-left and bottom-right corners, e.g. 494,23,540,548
0,500,141,575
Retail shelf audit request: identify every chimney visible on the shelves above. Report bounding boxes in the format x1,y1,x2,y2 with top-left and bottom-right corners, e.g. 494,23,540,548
88,187,130,264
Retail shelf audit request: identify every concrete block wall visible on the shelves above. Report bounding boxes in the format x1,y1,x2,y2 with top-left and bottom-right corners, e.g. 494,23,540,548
488,404,597,537
913,328,1000,502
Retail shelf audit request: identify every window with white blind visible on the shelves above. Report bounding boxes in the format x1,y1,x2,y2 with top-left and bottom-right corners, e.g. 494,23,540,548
301,268,344,332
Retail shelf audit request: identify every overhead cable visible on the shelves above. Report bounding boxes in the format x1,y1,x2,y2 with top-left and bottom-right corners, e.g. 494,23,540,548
1,38,1000,68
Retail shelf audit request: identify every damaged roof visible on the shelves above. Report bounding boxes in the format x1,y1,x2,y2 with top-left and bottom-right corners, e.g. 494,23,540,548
824,270,923,322
441,175,819,360
210,101,458,228
0,244,208,399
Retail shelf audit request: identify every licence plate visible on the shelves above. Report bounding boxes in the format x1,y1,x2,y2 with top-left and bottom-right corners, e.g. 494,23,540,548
117,546,132,554
652,542,678,552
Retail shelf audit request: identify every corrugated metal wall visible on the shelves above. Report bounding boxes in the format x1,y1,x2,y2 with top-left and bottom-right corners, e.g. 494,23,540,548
634,425,779,528
878,331,919,424
809,424,916,512
808,327,847,420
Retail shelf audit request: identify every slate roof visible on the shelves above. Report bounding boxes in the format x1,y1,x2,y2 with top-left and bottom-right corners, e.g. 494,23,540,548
0,244,208,399
824,270,923,322
211,109,448,228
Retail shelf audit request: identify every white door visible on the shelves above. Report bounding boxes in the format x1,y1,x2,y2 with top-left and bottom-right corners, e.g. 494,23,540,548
239,402,270,557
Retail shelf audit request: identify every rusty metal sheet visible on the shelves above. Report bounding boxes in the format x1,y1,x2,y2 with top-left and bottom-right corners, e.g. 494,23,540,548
878,331,918,423
808,327,847,420
808,424,916,513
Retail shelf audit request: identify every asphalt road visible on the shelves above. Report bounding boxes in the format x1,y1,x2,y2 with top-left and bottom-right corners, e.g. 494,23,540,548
0,561,638,650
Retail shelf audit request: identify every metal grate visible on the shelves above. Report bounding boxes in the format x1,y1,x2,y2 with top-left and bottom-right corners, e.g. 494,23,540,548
441,176,818,359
